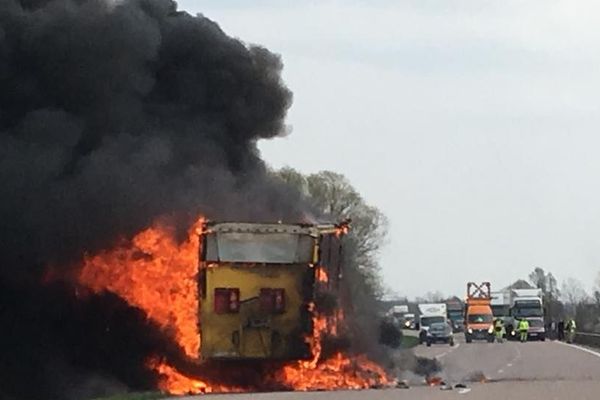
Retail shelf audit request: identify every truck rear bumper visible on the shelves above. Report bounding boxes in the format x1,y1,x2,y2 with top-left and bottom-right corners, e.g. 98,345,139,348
528,331,546,340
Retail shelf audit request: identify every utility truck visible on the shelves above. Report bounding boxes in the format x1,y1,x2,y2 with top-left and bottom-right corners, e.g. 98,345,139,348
464,282,495,343
446,297,465,332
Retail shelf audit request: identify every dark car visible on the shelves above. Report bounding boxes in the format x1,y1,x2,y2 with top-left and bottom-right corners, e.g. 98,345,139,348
426,322,455,346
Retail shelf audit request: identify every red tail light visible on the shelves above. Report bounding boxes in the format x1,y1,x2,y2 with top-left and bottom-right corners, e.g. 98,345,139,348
214,288,240,314
260,288,285,314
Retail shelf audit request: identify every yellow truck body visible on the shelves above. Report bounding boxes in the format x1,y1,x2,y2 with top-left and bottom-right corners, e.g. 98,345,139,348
198,221,345,361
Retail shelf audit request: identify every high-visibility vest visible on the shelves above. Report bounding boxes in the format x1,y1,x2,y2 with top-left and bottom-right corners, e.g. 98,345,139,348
519,320,529,331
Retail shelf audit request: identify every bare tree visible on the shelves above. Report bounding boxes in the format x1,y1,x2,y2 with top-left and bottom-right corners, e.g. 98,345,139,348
276,168,388,294
275,168,389,356
561,277,587,314
416,291,445,303
529,267,560,300
528,267,562,320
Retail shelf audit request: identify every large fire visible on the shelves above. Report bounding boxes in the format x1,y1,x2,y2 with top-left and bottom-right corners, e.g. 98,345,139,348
77,217,389,394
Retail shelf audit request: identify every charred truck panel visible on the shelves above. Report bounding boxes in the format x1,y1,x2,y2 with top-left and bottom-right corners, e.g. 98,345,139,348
198,222,345,361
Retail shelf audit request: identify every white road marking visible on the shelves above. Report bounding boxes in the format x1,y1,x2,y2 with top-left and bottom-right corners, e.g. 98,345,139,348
458,388,472,394
555,341,600,359
497,369,504,374
502,342,520,371
435,343,460,360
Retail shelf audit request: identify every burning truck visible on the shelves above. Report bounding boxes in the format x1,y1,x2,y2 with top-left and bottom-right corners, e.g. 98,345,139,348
78,217,388,395
198,220,348,361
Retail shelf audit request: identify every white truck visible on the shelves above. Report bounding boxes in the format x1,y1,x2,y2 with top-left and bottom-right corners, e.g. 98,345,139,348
403,313,416,329
506,288,546,341
491,291,511,323
417,303,448,344
389,305,409,318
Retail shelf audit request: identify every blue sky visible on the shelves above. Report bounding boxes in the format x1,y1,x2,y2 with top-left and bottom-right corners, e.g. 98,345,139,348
179,1,600,298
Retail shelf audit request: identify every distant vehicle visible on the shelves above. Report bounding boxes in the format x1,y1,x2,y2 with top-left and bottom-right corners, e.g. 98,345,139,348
506,288,545,341
446,297,465,332
403,313,416,329
389,304,409,317
464,282,495,343
491,291,511,321
418,303,447,344
388,305,412,329
526,317,546,341
491,290,511,338
426,321,455,347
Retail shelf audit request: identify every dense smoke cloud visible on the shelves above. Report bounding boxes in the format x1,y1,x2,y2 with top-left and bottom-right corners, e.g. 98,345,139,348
0,0,302,398
0,0,299,282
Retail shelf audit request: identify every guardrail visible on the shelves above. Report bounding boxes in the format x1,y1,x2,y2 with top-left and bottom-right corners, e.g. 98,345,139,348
574,331,600,348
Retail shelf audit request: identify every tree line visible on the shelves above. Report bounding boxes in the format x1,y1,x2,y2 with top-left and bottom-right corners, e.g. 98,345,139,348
527,267,600,332
275,167,389,354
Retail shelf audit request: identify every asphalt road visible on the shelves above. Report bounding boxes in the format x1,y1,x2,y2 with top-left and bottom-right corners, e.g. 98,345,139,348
174,335,600,400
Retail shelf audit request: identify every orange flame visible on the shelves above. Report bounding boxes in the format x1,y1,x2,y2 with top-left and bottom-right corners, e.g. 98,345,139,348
426,376,443,386
79,218,203,358
149,359,207,395
77,218,213,393
316,267,329,283
278,353,389,390
76,216,389,394
148,358,245,395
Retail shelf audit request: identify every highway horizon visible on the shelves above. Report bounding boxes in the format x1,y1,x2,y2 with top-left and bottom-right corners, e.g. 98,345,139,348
174,335,600,400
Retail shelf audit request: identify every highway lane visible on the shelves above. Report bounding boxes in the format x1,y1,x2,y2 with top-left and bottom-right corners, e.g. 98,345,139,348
174,335,600,400
414,334,600,383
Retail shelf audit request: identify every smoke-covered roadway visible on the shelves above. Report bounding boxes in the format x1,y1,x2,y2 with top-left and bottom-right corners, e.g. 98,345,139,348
178,336,600,400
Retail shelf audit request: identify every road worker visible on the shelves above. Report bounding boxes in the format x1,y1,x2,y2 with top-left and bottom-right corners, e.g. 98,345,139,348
566,318,577,344
518,318,529,343
558,320,565,341
494,318,505,343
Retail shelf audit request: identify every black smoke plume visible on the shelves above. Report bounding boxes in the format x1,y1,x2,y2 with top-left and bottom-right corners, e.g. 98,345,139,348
0,0,301,398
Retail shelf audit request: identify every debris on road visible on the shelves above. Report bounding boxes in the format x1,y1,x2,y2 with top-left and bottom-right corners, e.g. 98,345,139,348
425,376,443,386
455,383,468,388
458,388,472,394
414,356,442,376
396,380,410,389
466,371,488,383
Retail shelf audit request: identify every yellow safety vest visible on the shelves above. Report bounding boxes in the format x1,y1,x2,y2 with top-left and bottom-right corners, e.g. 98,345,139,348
519,320,529,331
